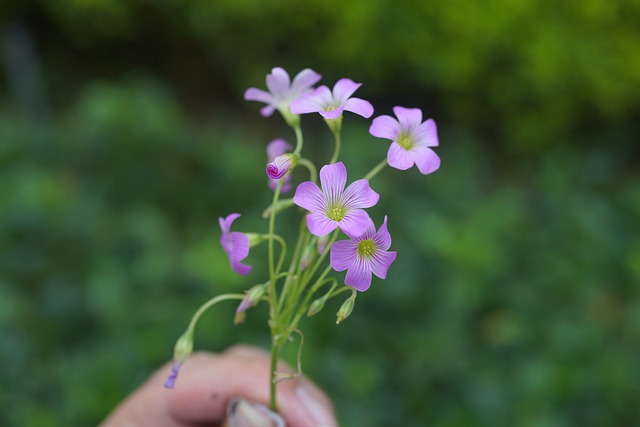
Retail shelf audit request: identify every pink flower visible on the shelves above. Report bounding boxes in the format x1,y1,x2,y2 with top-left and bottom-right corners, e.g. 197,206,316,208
330,216,397,292
369,106,440,175
266,139,293,193
293,162,379,237
290,78,374,120
219,213,252,275
244,67,322,117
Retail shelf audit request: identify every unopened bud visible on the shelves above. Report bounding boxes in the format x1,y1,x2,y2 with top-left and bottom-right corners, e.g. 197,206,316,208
299,242,317,272
266,153,299,180
234,283,269,324
307,296,327,317
173,330,194,363
316,234,329,254
336,290,357,325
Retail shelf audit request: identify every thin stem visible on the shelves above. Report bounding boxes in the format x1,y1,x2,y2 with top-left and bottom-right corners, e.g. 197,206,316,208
269,341,281,410
298,158,318,183
187,293,245,332
293,123,303,155
364,158,388,181
329,130,341,164
268,180,283,326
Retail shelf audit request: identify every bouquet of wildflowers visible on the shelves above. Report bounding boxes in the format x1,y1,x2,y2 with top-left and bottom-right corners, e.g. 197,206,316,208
164,67,440,414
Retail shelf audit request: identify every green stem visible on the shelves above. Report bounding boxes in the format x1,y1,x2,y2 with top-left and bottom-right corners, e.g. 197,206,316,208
187,293,245,332
298,158,318,183
269,341,281,410
364,158,388,181
268,180,283,326
293,124,304,155
329,130,341,164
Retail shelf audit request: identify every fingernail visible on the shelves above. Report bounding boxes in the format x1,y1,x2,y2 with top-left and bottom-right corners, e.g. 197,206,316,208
296,385,337,427
224,398,285,427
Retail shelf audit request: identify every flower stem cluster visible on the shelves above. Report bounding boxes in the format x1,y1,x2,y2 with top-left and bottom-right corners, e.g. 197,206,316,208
167,67,441,411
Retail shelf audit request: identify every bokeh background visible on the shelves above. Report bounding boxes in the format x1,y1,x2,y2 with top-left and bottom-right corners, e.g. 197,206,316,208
1,1,639,426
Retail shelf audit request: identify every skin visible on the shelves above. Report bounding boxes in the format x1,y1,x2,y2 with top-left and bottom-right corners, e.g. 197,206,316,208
100,345,338,427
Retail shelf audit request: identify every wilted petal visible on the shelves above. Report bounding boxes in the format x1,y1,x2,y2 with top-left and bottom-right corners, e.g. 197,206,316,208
342,179,379,209
413,147,441,175
369,115,399,140
333,78,361,103
330,239,358,272
219,213,241,234
344,259,372,292
230,231,250,260
343,97,374,118
307,212,338,236
387,142,416,170
293,181,325,212
231,259,252,276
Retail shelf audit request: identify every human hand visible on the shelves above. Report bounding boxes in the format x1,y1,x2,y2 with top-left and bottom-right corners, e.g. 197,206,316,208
100,345,338,427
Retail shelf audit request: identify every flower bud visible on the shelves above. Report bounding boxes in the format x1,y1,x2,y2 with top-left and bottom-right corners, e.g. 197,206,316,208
316,234,329,254
307,296,327,317
336,290,357,325
266,153,299,180
299,242,317,271
165,329,194,389
234,283,268,324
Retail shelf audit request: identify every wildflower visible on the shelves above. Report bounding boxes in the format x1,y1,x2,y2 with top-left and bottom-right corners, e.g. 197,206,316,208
330,216,397,291
290,78,374,120
266,153,299,180
219,213,252,275
244,67,322,123
234,283,269,324
293,162,379,237
266,139,293,193
369,106,440,175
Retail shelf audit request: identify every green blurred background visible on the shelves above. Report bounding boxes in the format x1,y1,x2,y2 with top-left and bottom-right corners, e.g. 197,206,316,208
1,0,639,426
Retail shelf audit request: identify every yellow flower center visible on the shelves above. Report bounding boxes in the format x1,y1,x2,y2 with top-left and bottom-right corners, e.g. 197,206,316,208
398,133,413,149
328,205,346,221
357,239,376,258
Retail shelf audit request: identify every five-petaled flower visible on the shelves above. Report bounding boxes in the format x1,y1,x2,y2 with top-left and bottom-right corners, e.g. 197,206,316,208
330,216,397,292
219,213,252,275
266,139,294,193
290,78,374,120
293,162,379,237
244,67,322,120
369,106,440,175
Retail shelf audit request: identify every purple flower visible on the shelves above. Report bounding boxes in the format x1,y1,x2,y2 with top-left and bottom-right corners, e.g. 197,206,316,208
369,106,440,175
330,216,397,292
244,67,322,117
290,78,374,120
219,213,252,275
293,162,379,237
266,139,293,193
266,154,297,180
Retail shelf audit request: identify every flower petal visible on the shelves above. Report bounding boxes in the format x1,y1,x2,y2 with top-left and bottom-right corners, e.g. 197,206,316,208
290,95,324,114
393,106,422,129
266,67,291,100
339,209,372,238
306,212,338,236
266,139,292,162
373,215,392,250
342,179,379,210
343,98,374,118
332,78,361,103
220,213,241,233
370,250,397,280
293,181,324,212
319,162,347,201
387,142,416,170
344,259,372,291
413,147,441,175
330,239,358,272
319,106,346,119
244,88,273,103
369,115,400,140
291,69,322,95
415,118,439,147
231,259,252,275
230,231,250,260
260,105,276,117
